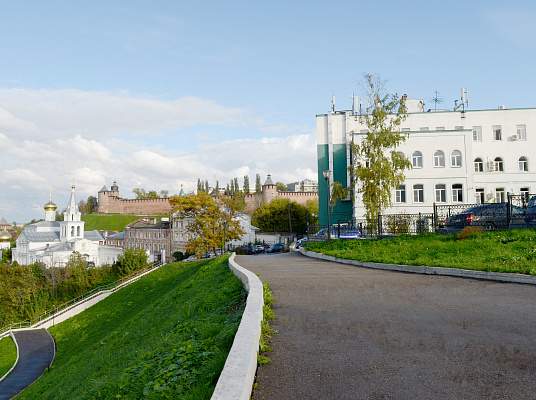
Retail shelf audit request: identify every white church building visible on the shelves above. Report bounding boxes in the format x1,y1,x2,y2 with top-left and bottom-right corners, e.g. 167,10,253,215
317,95,536,221
12,186,122,267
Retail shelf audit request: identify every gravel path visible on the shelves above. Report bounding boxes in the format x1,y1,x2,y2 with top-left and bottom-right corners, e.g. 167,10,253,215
0,329,55,400
237,252,536,400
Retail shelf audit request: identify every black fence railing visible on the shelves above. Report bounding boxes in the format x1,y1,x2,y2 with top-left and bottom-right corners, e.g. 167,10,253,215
309,193,536,239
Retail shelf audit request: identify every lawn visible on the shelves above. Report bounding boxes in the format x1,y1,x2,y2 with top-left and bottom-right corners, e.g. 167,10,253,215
82,213,139,231
305,229,536,275
18,256,245,400
0,336,17,378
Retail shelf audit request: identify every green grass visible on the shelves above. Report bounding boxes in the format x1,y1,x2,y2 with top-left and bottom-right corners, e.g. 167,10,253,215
305,229,536,275
18,256,246,400
0,336,17,378
258,282,274,366
82,213,139,231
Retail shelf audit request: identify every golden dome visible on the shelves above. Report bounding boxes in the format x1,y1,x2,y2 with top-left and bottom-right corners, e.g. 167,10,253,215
44,201,57,211
0,231,11,241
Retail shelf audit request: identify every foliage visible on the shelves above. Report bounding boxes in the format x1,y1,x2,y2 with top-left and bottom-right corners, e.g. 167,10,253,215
258,282,275,366
1,247,12,264
18,257,246,400
275,182,287,192
243,175,250,193
170,193,244,257
305,228,536,275
385,214,411,234
305,200,319,226
113,248,149,276
330,181,348,212
172,251,187,262
457,226,484,240
81,213,139,231
0,336,17,378
78,196,98,214
252,198,310,234
133,188,160,199
255,174,262,193
351,73,411,227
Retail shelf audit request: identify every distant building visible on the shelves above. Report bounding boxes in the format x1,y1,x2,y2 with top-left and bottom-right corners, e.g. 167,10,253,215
0,231,11,250
97,181,172,215
244,175,318,214
104,231,124,248
124,218,172,263
287,179,318,193
0,218,11,231
12,186,122,267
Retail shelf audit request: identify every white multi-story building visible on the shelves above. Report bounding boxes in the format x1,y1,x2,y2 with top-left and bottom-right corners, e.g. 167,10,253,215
12,186,122,267
316,100,536,222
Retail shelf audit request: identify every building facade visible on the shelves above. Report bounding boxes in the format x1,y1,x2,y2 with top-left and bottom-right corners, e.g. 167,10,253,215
287,179,318,193
317,102,536,223
97,181,172,215
244,175,318,214
12,186,122,267
124,219,172,262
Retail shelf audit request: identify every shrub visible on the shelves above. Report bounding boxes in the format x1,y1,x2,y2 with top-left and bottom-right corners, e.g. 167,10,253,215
385,215,411,234
113,249,148,276
457,226,484,240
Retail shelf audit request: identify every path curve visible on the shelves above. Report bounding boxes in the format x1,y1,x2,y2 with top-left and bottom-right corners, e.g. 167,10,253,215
0,329,55,400
238,252,536,400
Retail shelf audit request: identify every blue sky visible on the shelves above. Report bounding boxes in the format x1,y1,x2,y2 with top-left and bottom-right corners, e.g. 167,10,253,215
0,0,535,221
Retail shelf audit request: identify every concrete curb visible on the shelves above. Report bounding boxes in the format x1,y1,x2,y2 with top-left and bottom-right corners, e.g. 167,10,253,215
298,248,536,285
211,253,264,400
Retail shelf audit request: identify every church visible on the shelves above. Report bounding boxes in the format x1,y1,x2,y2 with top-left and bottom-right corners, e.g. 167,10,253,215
12,186,123,267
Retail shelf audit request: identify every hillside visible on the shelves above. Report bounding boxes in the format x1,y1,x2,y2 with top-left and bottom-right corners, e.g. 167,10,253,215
18,257,245,399
81,213,139,231
0,336,17,378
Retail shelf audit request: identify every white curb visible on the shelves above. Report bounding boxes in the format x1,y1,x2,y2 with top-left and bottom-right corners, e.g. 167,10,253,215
299,248,536,285
211,253,264,400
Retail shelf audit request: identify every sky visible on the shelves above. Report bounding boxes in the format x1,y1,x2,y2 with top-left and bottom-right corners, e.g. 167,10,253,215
1,0,535,221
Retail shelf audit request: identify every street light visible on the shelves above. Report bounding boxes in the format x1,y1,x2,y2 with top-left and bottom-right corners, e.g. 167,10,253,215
323,170,331,240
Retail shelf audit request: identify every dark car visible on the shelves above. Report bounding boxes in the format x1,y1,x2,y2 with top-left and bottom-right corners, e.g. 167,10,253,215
443,203,526,231
525,196,536,226
267,243,285,253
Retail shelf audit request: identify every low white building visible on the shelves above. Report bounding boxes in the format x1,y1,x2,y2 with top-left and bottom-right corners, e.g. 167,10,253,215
12,186,122,267
316,98,536,221
0,231,11,251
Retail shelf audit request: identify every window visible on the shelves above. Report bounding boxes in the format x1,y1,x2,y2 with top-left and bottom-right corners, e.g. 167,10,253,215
475,188,485,204
493,125,502,140
495,188,505,203
517,124,527,141
451,150,462,167
474,157,484,172
434,150,445,167
472,126,482,141
412,151,423,168
436,126,445,131
521,187,530,200
435,184,446,203
77,226,80,236
395,185,406,203
419,127,429,131
519,156,528,172
455,125,464,130
413,184,424,203
452,184,463,202
71,226,75,236
494,157,504,172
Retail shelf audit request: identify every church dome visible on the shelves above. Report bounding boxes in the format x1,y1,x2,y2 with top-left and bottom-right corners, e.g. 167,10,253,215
0,231,11,241
44,201,58,211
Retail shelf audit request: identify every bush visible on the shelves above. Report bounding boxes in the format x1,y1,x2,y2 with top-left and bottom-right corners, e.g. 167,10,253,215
113,249,148,276
457,226,484,240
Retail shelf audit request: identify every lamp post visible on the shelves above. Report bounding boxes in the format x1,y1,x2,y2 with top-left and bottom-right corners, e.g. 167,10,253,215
323,170,331,240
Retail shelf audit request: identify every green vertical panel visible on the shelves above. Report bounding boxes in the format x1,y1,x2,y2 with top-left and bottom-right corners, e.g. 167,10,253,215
332,144,353,223
317,144,329,225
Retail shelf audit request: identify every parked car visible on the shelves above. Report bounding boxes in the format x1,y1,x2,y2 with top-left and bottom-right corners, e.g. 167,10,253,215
525,196,536,226
442,203,526,231
254,244,265,253
295,237,308,249
267,243,285,253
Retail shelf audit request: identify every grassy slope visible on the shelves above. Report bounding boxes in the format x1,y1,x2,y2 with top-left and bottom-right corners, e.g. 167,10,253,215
82,214,139,231
0,336,17,378
305,229,536,275
19,257,245,400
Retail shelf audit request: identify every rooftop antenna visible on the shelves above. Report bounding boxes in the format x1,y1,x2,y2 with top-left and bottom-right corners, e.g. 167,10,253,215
431,90,443,111
331,95,336,112
453,87,468,113
351,92,356,115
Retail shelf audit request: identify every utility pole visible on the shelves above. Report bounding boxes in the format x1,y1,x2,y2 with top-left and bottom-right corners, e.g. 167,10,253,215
323,170,331,240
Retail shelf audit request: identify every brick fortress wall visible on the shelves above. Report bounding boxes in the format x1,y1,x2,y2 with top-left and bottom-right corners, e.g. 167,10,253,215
98,186,172,215
244,183,318,214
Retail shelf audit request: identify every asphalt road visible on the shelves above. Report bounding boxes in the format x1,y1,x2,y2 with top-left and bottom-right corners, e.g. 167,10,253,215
237,252,536,400
0,329,55,400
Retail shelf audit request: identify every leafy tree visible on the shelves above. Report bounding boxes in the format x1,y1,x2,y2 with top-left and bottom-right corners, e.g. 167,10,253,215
225,183,230,196
78,200,87,213
233,178,240,194
276,182,287,192
197,179,203,193
215,181,220,195
330,181,348,215
351,74,411,226
170,193,244,257
255,174,262,193
305,199,319,226
133,188,160,199
243,176,250,193
205,180,209,194
159,190,169,198
86,196,98,213
252,198,310,234
113,248,148,276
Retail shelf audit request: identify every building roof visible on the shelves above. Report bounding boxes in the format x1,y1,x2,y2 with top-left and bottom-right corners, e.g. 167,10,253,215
33,221,60,228
21,230,60,242
264,174,274,186
107,231,125,240
0,217,9,225
84,230,104,241
0,231,11,241
127,219,170,230
46,242,73,252
99,185,108,192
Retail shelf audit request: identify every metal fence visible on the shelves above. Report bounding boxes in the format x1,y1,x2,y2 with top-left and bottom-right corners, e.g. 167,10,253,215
308,193,536,239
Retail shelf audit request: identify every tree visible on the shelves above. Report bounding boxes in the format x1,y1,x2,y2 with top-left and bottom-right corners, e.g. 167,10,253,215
197,179,203,193
170,193,244,257
233,178,240,195
113,248,148,275
215,181,220,195
159,190,169,198
225,183,230,196
276,182,287,192
78,200,87,214
86,196,98,214
252,198,310,234
330,181,348,215
255,174,262,193
351,74,411,226
243,176,250,194
305,199,319,226
133,188,159,199
205,180,209,194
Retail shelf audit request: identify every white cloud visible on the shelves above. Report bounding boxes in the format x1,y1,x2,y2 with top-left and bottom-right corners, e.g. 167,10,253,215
0,88,316,222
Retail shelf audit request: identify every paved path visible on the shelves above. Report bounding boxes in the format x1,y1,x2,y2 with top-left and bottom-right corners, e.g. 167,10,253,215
237,253,536,400
0,329,55,400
